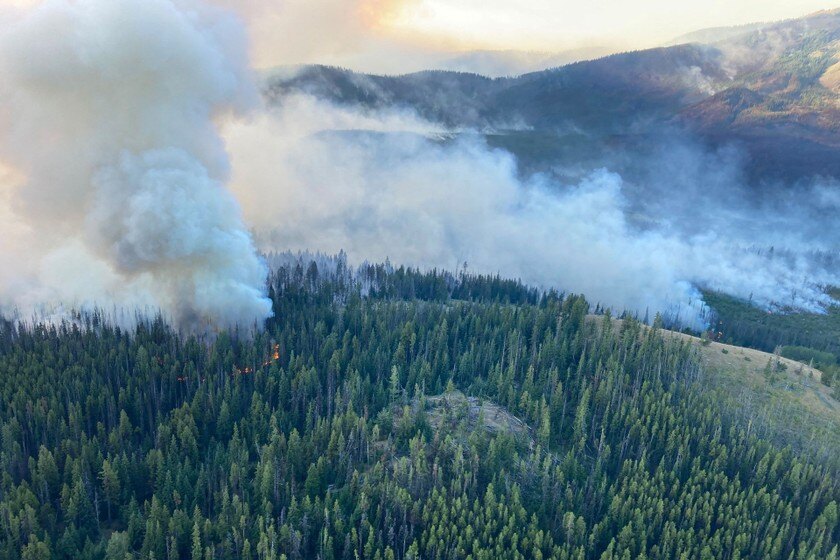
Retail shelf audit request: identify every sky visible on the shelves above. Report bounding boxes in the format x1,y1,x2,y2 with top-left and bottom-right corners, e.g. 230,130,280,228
2,0,839,73
217,0,839,72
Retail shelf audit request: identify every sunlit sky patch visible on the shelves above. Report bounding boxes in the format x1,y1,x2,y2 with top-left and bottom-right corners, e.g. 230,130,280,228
2,0,838,72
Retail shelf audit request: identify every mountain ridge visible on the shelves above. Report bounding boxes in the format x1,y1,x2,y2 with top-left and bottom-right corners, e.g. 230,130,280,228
267,9,840,182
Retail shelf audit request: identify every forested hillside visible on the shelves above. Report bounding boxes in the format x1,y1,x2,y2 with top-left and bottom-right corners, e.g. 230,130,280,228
704,290,840,357
1,258,837,559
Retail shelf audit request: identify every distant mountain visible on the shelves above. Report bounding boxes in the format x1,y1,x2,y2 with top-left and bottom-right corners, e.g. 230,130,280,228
268,44,726,131
267,9,840,182
666,22,771,47
438,46,615,77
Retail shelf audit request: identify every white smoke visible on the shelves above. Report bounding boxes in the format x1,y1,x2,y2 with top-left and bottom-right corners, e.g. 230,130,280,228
0,0,272,330
224,95,839,329
1,1,837,332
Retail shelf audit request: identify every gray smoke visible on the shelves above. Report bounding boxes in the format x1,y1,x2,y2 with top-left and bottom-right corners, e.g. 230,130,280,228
0,0,272,330
1,1,836,332
223,95,839,329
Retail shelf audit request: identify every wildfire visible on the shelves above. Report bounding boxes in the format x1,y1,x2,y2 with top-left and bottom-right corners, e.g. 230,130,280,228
174,343,281,383
231,343,282,378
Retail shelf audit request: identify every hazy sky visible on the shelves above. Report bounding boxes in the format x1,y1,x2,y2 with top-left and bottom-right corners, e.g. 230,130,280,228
3,0,839,72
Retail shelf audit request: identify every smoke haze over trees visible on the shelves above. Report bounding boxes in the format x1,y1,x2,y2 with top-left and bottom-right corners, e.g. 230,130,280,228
1,1,839,331
224,93,840,330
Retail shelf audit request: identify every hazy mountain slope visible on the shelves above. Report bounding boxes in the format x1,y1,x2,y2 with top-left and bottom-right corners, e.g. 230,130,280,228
268,44,726,132
266,66,503,128
267,9,840,182
437,46,616,77
676,10,840,178
667,21,771,46
494,44,727,132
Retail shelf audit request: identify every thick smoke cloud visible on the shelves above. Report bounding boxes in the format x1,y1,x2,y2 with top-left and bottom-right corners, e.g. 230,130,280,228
224,95,839,329
0,0,272,330
1,1,837,332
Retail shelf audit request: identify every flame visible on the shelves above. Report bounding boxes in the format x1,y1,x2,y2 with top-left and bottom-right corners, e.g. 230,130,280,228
231,343,281,377
173,343,280,383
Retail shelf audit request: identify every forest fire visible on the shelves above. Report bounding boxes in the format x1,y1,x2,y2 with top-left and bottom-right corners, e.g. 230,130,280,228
230,343,281,378
175,343,281,382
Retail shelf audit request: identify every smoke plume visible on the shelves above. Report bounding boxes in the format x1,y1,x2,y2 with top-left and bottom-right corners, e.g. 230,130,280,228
0,0,272,329
223,95,840,329
1,1,837,332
